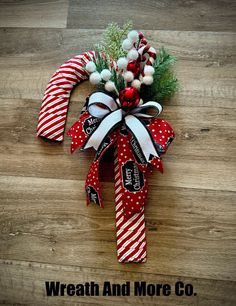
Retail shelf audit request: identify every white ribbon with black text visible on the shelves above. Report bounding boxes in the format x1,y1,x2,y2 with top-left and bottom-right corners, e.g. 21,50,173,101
84,92,162,163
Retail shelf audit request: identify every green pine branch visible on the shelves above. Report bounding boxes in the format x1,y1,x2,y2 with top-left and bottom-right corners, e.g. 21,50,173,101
95,21,133,61
94,24,178,100
140,47,179,102
95,52,109,73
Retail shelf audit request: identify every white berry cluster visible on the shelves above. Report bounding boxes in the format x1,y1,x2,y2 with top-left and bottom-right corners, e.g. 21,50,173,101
118,30,155,88
85,61,112,84
142,65,155,85
85,30,156,95
86,60,118,93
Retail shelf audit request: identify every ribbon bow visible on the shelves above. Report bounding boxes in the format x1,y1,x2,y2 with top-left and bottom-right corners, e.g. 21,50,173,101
67,91,174,218
83,91,163,163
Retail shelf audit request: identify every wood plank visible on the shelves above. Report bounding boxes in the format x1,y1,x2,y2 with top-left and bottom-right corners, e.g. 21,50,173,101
1,149,235,191
67,0,236,32
0,176,235,281
0,29,235,108
0,0,69,28
0,259,235,306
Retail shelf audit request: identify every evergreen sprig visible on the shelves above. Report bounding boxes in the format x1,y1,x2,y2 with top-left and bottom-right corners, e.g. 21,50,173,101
94,23,178,102
95,21,133,61
140,47,179,102
95,52,109,73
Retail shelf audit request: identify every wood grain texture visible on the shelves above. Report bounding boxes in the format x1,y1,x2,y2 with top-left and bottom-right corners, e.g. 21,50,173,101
0,175,235,281
0,259,236,306
0,0,69,28
67,0,236,31
0,1,236,305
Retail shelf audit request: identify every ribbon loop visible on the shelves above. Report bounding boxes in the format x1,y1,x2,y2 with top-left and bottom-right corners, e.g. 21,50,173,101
88,92,118,118
84,109,123,150
131,101,162,118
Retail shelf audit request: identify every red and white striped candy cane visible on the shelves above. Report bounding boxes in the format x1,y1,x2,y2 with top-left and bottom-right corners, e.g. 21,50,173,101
138,44,157,66
37,51,94,141
37,51,147,263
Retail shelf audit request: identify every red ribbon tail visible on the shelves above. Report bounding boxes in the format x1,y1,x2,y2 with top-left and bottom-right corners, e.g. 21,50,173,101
85,159,104,208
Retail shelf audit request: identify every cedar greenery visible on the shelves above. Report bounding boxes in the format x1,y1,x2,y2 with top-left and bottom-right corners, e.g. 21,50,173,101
95,21,133,61
140,47,178,102
111,68,125,92
95,52,109,72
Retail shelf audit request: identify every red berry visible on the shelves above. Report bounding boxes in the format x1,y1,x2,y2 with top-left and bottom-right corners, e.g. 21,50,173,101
127,61,140,78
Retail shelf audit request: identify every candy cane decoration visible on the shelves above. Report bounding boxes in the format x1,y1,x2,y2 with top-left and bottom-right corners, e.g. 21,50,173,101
139,44,157,66
37,51,148,263
37,28,175,264
137,33,156,66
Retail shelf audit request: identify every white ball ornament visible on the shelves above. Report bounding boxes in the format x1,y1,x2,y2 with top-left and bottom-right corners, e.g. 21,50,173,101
127,30,139,43
144,65,155,76
124,71,134,82
131,79,141,89
127,49,139,60
89,72,101,85
117,57,128,70
122,38,133,51
105,81,116,92
100,69,111,81
143,75,153,85
85,61,96,73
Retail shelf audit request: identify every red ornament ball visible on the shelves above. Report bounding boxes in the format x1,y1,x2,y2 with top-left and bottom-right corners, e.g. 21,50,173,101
119,87,140,111
127,61,140,78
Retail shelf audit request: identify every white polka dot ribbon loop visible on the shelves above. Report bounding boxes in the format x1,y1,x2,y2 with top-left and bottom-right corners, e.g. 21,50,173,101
84,91,162,162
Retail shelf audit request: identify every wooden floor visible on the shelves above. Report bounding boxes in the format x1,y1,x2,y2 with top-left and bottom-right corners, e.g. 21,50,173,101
0,1,236,305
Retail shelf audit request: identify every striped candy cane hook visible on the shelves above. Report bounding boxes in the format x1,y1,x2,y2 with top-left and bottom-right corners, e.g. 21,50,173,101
138,44,157,66
37,51,95,141
37,51,148,263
